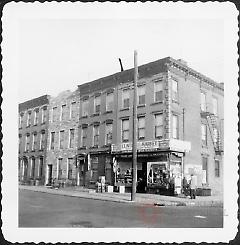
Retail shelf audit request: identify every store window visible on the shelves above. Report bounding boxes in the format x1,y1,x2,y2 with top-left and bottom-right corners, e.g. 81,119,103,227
122,119,129,142
122,89,130,109
172,114,179,139
81,126,88,147
201,92,206,111
50,132,55,150
155,114,163,139
138,86,145,105
138,117,145,140
215,160,220,177
59,130,64,149
213,97,218,115
201,124,207,146
94,96,101,114
172,79,178,102
105,123,113,145
69,129,75,148
82,99,88,117
93,124,100,146
154,80,163,102
58,158,63,180
106,93,114,112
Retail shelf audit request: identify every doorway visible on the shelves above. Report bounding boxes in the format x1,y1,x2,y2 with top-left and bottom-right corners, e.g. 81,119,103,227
46,165,53,185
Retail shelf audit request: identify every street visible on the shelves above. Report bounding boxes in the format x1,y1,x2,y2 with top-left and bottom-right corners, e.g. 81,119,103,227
19,189,223,228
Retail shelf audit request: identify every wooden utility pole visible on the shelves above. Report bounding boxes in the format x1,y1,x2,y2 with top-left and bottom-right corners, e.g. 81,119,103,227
131,50,138,201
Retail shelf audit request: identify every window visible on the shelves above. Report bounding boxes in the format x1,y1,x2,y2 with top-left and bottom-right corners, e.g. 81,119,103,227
201,124,207,146
27,112,31,127
69,129,75,148
82,99,88,117
213,97,218,115
201,92,206,111
172,114,179,139
122,119,129,142
105,123,113,144
154,81,163,102
19,134,22,153
172,79,178,101
52,107,58,122
93,125,100,146
59,130,64,149
155,114,163,138
70,101,77,119
213,127,218,144
42,107,47,123
215,160,220,177
81,126,88,147
68,158,74,180
106,93,114,111
34,110,39,125
19,114,24,128
58,158,63,180
40,131,45,150
31,157,36,178
94,96,101,114
202,157,208,184
25,134,30,151
32,133,37,151
61,104,67,121
50,132,55,150
138,117,145,140
122,89,130,108
138,86,145,105
39,157,43,178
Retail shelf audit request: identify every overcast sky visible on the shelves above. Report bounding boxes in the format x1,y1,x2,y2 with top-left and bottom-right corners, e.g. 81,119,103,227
3,3,234,103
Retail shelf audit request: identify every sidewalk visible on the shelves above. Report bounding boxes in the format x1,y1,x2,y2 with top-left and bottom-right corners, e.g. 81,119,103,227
19,185,223,207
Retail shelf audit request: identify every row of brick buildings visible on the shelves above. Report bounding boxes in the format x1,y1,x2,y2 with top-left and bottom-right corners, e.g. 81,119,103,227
18,57,224,195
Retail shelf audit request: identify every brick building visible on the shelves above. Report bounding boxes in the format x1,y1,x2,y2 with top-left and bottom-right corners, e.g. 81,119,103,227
45,89,80,186
77,57,224,195
18,95,50,185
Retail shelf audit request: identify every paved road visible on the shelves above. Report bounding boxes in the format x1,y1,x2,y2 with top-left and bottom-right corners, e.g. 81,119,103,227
19,189,223,228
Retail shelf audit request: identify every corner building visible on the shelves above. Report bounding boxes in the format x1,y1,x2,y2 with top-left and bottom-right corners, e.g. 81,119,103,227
18,95,50,185
77,57,224,195
45,90,80,186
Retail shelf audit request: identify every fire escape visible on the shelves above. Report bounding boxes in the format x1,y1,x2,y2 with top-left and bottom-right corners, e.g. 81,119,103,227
201,106,223,155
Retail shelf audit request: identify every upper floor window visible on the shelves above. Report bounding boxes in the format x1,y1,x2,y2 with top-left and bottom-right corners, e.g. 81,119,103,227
212,97,218,115
69,129,75,148
61,104,67,121
94,96,101,114
19,114,24,128
215,160,220,177
25,134,30,151
154,80,163,102
122,119,129,142
70,101,77,119
172,114,179,139
42,107,47,123
138,117,145,140
213,127,218,144
59,130,65,149
93,124,100,146
34,110,39,125
27,111,31,127
81,126,88,147
50,132,55,150
19,134,22,153
52,107,58,122
105,123,113,145
201,124,207,146
82,99,89,117
32,133,37,151
155,114,163,139
106,93,114,112
201,92,206,112
138,86,145,105
122,89,130,109
40,131,45,150
172,79,178,101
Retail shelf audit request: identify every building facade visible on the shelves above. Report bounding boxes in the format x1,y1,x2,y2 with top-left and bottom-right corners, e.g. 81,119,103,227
45,89,80,186
77,57,224,195
18,95,50,185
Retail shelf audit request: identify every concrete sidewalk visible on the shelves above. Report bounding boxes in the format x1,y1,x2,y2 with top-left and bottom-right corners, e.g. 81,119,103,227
19,185,223,207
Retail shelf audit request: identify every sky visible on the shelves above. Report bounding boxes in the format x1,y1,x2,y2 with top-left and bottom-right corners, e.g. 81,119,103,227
7,3,228,103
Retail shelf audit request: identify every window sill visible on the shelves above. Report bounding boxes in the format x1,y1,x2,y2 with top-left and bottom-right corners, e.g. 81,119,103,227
137,104,146,108
150,101,163,106
120,108,130,112
103,110,113,114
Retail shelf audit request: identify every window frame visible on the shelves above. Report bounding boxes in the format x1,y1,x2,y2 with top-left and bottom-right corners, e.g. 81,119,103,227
61,104,67,121
94,96,101,114
172,78,178,102
122,118,130,142
172,114,179,139
201,123,207,146
154,80,163,102
93,124,100,146
137,86,145,105
154,114,164,139
106,92,114,112
105,122,113,145
200,92,207,112
137,116,145,140
82,99,89,117
81,126,88,147
69,129,75,148
122,89,130,109
50,132,55,150
59,130,65,149
70,101,77,119
215,160,220,177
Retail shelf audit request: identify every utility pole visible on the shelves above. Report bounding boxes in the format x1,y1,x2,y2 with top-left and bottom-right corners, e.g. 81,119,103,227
131,50,138,201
